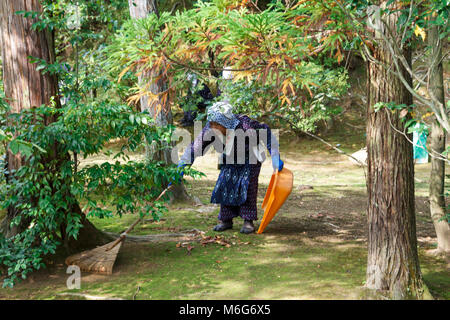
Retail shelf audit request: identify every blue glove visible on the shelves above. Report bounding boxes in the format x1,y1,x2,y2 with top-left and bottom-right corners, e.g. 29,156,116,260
168,162,186,186
278,158,284,171
271,154,284,172
177,161,186,178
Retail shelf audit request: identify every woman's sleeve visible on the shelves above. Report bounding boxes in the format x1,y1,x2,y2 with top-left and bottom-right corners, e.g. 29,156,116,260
179,122,216,165
249,119,279,157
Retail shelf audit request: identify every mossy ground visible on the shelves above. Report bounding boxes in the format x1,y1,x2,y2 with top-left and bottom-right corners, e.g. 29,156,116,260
0,125,448,300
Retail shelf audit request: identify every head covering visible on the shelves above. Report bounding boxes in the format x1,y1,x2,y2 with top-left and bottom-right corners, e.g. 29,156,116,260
207,101,240,129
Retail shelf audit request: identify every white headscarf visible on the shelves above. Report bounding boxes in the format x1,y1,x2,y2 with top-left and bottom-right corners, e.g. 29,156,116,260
206,101,240,129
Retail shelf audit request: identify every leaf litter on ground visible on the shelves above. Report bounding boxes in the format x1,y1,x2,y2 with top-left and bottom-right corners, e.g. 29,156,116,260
175,230,252,255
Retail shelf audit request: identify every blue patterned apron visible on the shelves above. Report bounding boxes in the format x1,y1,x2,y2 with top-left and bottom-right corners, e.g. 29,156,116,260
211,164,251,206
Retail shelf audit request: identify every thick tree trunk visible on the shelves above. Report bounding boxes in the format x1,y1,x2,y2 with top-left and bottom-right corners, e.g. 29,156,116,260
128,0,190,202
365,3,428,299
428,19,450,254
0,0,108,248
0,0,58,236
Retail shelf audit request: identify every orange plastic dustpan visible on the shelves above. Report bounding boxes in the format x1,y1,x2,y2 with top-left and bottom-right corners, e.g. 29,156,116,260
257,167,293,234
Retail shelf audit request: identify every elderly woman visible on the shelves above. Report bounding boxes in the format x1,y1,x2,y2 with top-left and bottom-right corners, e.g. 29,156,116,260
177,101,284,234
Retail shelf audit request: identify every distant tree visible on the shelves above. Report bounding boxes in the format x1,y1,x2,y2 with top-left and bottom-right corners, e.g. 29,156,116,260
428,10,449,254
335,0,449,266
128,0,190,201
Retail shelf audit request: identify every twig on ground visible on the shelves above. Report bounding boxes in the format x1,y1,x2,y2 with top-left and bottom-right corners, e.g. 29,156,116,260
133,285,141,300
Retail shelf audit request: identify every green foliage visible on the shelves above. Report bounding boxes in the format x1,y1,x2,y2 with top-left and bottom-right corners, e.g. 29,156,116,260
0,98,203,287
106,1,349,134
0,0,204,288
0,227,56,288
226,65,348,133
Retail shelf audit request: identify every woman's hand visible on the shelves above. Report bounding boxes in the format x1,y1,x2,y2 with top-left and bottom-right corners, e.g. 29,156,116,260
271,154,284,172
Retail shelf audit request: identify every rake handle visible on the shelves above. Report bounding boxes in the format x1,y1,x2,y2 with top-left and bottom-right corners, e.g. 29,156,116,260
106,185,174,251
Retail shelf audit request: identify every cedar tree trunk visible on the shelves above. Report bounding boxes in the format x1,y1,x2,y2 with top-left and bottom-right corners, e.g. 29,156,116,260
0,0,111,249
365,2,429,299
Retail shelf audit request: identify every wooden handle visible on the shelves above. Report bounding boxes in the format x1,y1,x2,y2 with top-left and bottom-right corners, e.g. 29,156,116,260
106,185,174,251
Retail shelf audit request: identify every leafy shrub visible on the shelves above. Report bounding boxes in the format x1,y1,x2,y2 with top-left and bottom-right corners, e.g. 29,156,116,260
0,1,203,287
225,64,349,133
106,1,349,134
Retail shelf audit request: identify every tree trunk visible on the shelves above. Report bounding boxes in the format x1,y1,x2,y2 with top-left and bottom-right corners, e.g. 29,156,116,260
63,205,115,253
128,0,159,18
365,3,428,299
0,0,58,236
128,0,190,202
0,0,109,248
428,18,450,254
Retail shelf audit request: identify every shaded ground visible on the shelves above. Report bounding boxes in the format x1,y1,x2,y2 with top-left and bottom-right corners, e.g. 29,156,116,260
0,130,448,300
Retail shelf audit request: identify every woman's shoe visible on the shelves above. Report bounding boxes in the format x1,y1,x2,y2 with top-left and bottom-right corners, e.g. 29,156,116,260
240,220,255,234
213,220,233,231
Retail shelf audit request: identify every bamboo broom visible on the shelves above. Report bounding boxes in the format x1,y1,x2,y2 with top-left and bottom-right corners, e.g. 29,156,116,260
65,185,173,275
